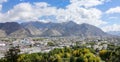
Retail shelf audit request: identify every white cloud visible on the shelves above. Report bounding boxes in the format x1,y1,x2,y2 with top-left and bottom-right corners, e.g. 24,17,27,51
58,7,107,26
0,0,108,26
0,2,57,22
102,24,120,32
106,6,120,14
69,0,106,8
34,2,50,8
1,3,35,22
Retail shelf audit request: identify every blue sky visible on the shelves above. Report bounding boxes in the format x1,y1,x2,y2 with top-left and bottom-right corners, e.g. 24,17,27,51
0,0,120,32
96,0,120,11
2,0,120,12
2,0,70,12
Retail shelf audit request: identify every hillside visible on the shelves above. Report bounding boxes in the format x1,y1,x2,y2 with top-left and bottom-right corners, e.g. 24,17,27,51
0,21,110,38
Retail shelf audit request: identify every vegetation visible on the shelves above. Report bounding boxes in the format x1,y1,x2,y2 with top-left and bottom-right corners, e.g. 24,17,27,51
0,44,120,62
47,42,55,46
1,46,20,62
32,38,45,41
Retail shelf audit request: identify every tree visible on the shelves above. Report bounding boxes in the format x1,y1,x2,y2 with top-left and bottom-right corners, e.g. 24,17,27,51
5,46,20,62
109,46,120,62
47,42,55,46
17,54,31,62
63,53,71,58
99,50,110,61
70,56,75,62
52,54,62,62
76,57,84,62
0,58,7,62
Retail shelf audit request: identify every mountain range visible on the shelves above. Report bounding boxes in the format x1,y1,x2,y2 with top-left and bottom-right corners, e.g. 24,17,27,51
0,21,111,38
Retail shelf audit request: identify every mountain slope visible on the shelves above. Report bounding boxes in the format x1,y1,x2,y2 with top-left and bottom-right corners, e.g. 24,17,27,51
0,30,6,37
41,29,62,36
24,24,42,36
0,22,29,37
0,22,22,35
22,21,108,37
0,21,111,38
9,28,29,37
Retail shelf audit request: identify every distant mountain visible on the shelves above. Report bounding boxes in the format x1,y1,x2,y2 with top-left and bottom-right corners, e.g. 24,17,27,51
22,21,109,37
41,29,62,37
108,31,120,36
24,23,42,36
0,22,28,37
9,28,29,37
0,22,22,35
0,21,111,38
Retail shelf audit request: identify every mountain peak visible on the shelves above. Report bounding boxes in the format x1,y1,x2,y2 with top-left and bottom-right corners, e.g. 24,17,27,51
80,23,94,26
0,21,110,38
63,21,76,24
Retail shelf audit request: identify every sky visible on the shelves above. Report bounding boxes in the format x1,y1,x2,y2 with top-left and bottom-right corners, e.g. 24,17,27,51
0,0,120,32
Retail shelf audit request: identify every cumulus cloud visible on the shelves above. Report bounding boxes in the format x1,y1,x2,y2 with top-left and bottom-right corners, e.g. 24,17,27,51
0,3,34,22
69,0,106,8
102,24,120,32
0,0,108,26
0,2,57,22
66,6,107,26
106,6,120,14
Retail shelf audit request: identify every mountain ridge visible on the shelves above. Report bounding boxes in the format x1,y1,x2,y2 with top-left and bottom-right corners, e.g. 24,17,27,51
0,21,112,38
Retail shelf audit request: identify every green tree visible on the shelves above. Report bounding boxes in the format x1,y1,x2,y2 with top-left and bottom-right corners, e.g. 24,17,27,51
109,46,120,62
47,42,55,46
5,46,20,62
70,56,75,62
76,57,84,62
99,50,110,61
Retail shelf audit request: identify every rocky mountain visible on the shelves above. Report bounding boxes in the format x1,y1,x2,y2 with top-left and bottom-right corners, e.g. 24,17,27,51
24,24,42,36
0,22,22,35
0,22,28,37
0,21,110,38
22,21,109,37
9,28,29,37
